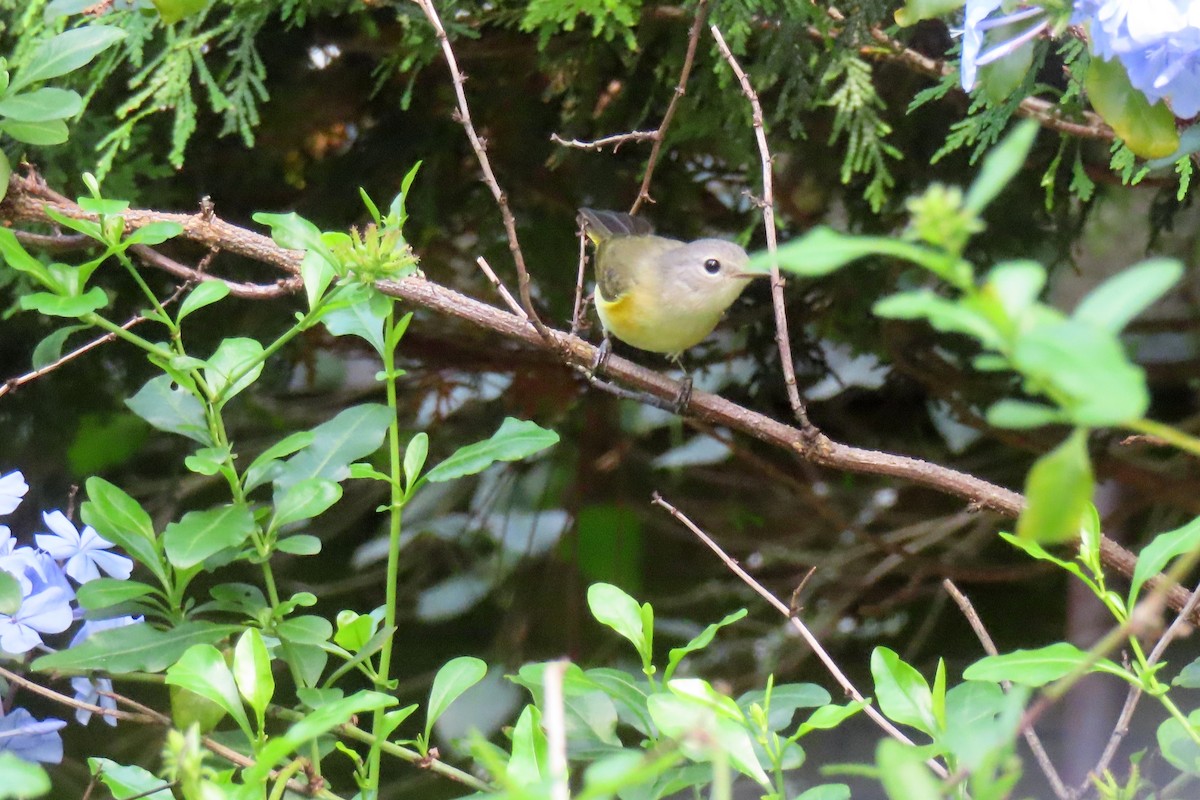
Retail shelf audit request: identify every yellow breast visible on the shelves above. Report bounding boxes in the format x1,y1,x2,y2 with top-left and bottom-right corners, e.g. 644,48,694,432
595,288,723,356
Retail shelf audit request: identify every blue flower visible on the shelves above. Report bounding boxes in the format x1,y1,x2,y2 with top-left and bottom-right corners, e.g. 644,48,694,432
0,708,65,764
0,472,27,516
1074,0,1200,117
71,676,117,727
958,1,1050,90
0,583,73,654
35,510,132,584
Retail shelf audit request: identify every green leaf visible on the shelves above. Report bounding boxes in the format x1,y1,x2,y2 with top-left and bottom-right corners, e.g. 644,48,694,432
233,629,274,722
0,573,20,616
0,229,57,289
425,417,559,483
81,477,163,582
1086,56,1179,159
588,583,651,665
870,647,936,736
763,226,941,277
794,700,867,738
244,690,396,784
647,692,770,787
664,608,746,682
1173,657,1200,688
275,404,392,490
323,295,387,356
10,26,125,92
334,611,375,652
0,117,67,145
76,578,155,611
425,656,488,740
1017,429,1093,544
276,615,333,645
299,250,334,310
151,0,208,24
874,290,1003,349
506,704,546,785
1130,516,1200,606
893,0,961,26
0,752,50,799
31,324,85,369
940,681,1026,770
163,503,256,569
795,785,851,800
1073,258,1184,333
20,287,107,317
177,281,231,321
978,36,1034,104
165,644,253,742
963,642,1124,687
404,432,428,492
876,739,940,800
125,221,183,246
88,758,170,800
276,535,321,555
271,478,341,529
0,151,9,203
964,121,1039,213
34,621,239,673
243,431,315,492
985,399,1064,429
981,260,1045,321
0,88,82,121
1157,709,1200,774
126,375,210,445
204,337,264,405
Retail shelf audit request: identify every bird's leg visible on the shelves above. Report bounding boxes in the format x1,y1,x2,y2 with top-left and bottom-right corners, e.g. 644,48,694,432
590,334,613,377
670,354,693,415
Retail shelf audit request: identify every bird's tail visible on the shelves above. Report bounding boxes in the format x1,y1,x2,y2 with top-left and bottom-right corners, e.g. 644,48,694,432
577,208,654,243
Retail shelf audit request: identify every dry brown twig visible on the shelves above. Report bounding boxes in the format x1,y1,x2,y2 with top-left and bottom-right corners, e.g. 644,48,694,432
411,0,549,340
942,580,1070,799
651,492,951,779
547,0,709,214
709,23,812,432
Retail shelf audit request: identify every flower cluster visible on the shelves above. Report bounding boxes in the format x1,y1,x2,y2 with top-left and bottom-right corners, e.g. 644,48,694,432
0,469,137,762
959,1,1200,118
1074,0,1200,117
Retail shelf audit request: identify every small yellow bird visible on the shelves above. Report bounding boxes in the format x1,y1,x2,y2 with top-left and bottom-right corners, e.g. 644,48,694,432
578,208,758,358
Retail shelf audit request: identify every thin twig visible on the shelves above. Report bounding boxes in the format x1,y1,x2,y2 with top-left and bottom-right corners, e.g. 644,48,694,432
1084,575,1200,793
651,492,950,779
943,581,1070,799
411,0,549,338
133,244,301,299
543,660,570,800
475,256,526,319
0,666,151,724
630,0,709,214
709,24,812,433
550,131,658,151
104,690,338,799
0,315,142,399
571,220,589,335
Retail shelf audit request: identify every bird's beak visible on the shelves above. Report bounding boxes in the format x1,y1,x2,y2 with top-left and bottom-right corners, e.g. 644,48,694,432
733,270,772,280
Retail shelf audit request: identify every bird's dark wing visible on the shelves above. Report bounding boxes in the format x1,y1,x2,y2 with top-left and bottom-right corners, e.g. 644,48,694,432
578,208,655,242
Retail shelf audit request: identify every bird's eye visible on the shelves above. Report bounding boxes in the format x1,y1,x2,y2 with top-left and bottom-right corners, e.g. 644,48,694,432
704,258,721,274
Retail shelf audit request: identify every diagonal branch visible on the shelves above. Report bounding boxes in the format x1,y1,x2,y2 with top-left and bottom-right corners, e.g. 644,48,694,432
0,171,1189,623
